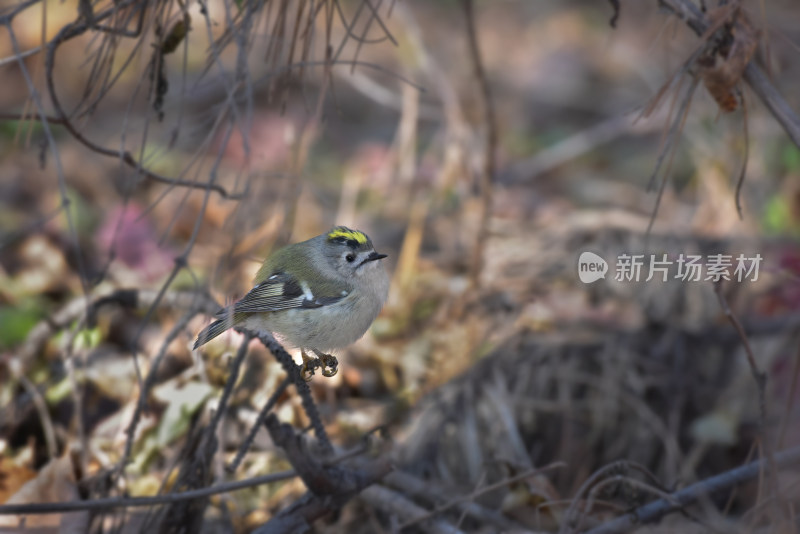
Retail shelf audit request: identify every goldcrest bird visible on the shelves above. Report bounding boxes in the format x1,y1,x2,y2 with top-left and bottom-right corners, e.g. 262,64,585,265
193,226,389,378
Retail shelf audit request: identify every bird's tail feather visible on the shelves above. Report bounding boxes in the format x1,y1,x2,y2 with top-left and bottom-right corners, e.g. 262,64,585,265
193,319,230,349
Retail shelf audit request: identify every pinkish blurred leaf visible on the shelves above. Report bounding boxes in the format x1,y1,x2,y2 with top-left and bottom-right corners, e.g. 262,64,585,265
95,203,173,281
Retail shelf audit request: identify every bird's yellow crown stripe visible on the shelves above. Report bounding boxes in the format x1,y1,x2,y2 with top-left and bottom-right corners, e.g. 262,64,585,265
327,227,367,244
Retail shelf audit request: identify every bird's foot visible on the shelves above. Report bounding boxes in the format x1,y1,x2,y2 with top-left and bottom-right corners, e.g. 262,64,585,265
317,352,338,378
300,350,338,380
300,350,319,381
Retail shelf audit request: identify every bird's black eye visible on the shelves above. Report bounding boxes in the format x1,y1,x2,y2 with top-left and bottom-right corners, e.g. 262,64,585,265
346,253,356,263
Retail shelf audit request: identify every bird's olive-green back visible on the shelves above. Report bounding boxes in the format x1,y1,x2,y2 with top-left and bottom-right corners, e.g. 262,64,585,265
253,236,352,298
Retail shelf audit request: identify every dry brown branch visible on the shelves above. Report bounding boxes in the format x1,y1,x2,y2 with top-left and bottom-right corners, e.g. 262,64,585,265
659,0,800,148
697,4,758,113
712,279,790,527
38,1,243,200
148,333,253,531
146,427,218,531
585,445,800,534
253,414,392,533
119,310,201,471
559,460,663,534
121,122,234,417
0,438,387,522
734,92,750,218
360,484,467,534
646,76,699,236
0,470,298,515
0,0,42,25
237,328,333,452
10,373,58,461
348,0,398,74
383,470,532,532
397,463,565,531
4,11,91,336
266,414,386,497
463,0,497,290
584,476,678,523
226,376,292,473
634,0,800,223
713,282,766,431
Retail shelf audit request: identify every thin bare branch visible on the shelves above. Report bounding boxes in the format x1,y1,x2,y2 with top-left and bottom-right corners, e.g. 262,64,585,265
659,0,800,148
463,0,497,289
646,76,699,236
735,89,750,219
560,460,663,534
585,445,800,534
360,485,467,534
119,310,202,472
0,470,298,515
238,328,333,452
253,414,392,533
713,280,787,525
398,462,565,531
383,471,531,532
39,15,243,199
226,376,292,473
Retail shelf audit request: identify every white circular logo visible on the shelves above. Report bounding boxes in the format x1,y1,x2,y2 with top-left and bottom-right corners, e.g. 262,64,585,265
578,252,608,284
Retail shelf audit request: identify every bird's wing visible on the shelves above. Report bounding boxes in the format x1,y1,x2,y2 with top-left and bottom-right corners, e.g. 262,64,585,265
214,272,345,318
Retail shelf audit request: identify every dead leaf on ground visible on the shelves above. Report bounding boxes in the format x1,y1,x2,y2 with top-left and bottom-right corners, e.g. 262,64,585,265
0,452,88,532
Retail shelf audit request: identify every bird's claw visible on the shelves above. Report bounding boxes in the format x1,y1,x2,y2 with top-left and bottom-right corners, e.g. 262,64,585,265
300,351,338,380
300,350,317,381
319,353,338,378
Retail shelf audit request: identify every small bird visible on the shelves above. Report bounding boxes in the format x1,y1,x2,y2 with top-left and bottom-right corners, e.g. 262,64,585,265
194,226,390,379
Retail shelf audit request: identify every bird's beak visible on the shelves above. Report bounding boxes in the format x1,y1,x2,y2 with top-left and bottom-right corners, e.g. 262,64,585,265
361,251,388,265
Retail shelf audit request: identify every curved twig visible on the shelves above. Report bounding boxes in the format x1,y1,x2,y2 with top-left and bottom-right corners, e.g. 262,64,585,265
463,0,497,289
39,12,242,199
237,328,333,453
659,0,800,148
585,445,800,534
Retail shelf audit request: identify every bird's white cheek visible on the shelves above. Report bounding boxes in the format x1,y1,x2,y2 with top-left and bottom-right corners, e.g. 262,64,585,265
358,261,383,274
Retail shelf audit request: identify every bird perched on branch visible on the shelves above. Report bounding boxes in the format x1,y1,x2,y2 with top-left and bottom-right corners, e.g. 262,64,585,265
194,226,389,379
